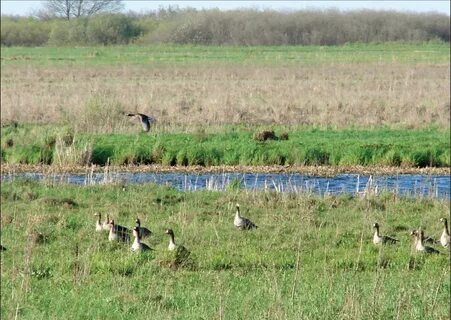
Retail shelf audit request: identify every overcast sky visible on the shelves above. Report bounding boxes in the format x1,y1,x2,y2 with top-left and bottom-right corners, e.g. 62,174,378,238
1,1,450,16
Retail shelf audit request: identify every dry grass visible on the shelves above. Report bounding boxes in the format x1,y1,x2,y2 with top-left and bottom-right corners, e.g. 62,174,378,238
1,63,450,130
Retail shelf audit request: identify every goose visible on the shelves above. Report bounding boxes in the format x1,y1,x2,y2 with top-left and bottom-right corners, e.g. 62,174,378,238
102,213,110,231
372,222,398,245
135,217,152,238
164,228,191,267
414,229,440,254
409,229,437,246
439,218,450,248
131,226,152,252
108,219,130,242
94,213,103,232
234,204,257,230
126,113,155,132
165,228,179,251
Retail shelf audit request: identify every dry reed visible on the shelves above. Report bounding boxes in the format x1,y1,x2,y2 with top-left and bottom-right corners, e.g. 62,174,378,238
1,63,449,130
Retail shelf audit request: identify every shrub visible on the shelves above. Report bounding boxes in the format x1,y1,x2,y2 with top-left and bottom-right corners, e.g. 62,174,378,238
86,14,141,45
1,17,51,46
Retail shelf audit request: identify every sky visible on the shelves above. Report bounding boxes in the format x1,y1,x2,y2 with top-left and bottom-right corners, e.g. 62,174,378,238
1,1,450,16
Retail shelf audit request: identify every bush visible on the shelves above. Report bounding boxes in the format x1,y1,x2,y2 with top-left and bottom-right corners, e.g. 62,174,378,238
1,17,51,46
1,9,449,47
48,18,89,46
86,14,141,45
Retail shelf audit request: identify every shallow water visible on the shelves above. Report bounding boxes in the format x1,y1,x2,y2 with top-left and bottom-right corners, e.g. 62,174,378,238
2,171,450,199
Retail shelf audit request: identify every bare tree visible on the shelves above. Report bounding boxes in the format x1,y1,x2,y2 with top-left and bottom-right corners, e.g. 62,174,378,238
42,0,123,20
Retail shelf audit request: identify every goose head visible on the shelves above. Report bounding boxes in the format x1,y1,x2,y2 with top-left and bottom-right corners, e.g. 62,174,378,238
372,222,379,229
165,229,174,237
440,217,448,225
135,217,141,226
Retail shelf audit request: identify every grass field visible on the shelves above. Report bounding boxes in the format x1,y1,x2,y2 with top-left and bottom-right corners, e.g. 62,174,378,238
1,43,450,129
1,43,449,66
1,180,449,319
1,124,449,168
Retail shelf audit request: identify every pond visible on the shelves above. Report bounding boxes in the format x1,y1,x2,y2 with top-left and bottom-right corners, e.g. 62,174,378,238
2,171,450,199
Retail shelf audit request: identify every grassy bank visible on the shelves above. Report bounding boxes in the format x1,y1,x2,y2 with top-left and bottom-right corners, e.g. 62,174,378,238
1,124,449,168
1,180,449,319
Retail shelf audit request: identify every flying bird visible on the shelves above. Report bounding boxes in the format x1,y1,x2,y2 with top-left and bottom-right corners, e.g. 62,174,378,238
126,113,155,132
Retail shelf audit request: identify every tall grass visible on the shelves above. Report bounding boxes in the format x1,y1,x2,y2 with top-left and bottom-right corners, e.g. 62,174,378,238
1,124,449,168
1,180,449,319
1,45,449,129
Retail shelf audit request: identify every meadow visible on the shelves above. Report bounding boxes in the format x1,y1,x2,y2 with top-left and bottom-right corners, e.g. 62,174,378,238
1,43,450,129
1,180,449,319
1,43,450,170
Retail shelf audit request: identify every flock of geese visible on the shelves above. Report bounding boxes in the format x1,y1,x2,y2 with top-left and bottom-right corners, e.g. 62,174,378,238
373,218,450,254
94,204,449,260
93,203,260,261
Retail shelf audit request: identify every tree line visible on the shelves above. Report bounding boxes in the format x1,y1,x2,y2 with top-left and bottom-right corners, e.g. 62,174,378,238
1,8,449,47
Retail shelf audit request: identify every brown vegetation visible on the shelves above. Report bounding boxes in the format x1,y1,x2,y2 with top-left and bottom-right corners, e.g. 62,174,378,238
254,130,277,141
1,63,449,130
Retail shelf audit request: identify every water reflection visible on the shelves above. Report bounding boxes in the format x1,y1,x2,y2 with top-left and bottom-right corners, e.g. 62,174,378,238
2,172,449,199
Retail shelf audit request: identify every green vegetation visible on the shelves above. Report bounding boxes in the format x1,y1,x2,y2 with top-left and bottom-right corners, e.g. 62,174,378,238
1,42,449,66
1,124,449,168
1,9,449,46
1,180,449,319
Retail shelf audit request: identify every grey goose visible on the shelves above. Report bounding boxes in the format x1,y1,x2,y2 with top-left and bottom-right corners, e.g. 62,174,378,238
131,226,152,252
102,213,111,231
108,219,131,242
234,204,257,230
126,113,155,132
409,229,437,246
439,218,450,248
164,228,191,267
413,229,440,254
135,217,152,238
94,213,103,232
372,222,398,245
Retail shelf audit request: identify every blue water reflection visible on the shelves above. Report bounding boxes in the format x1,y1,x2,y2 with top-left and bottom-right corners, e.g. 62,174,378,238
2,172,449,199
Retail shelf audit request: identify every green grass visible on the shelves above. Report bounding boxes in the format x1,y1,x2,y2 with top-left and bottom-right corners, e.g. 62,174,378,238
1,124,450,168
1,43,449,66
1,180,449,319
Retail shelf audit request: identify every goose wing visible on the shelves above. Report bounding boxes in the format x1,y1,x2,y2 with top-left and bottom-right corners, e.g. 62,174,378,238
139,226,152,238
425,246,440,254
174,245,191,267
240,217,258,230
382,235,398,244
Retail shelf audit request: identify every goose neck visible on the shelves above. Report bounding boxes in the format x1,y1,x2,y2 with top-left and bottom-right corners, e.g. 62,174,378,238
374,227,380,237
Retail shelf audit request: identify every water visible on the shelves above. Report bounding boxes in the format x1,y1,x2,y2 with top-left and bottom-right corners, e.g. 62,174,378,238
2,171,450,199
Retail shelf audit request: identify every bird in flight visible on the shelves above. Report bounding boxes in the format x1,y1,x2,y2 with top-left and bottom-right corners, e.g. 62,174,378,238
126,113,155,132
